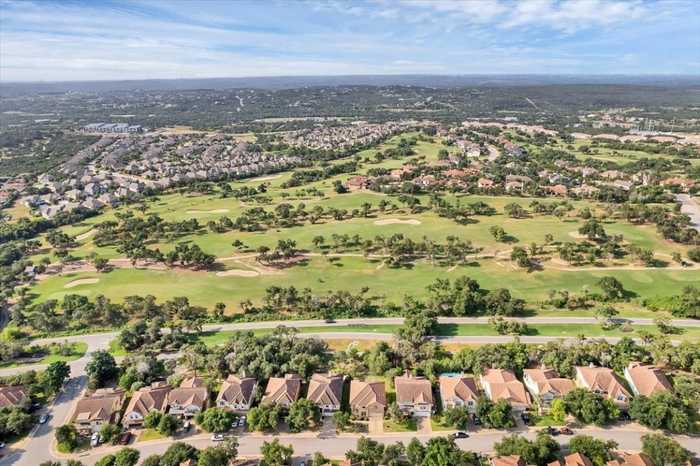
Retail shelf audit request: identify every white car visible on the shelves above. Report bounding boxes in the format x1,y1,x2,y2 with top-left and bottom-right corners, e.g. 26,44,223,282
90,433,101,447
39,414,49,424
211,433,225,442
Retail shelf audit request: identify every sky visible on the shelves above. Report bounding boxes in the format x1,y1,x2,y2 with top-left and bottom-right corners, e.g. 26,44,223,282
1,0,699,82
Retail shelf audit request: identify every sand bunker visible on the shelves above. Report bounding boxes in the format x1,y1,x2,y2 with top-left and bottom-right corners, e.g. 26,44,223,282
374,218,421,226
216,269,260,277
248,174,281,182
64,278,100,288
76,229,96,241
186,209,230,214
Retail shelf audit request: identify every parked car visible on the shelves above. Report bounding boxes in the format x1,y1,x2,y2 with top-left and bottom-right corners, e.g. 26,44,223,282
90,433,101,447
118,432,132,445
472,416,482,426
211,433,225,442
0,442,6,449
183,421,191,432
559,427,574,435
38,414,49,424
520,412,531,425
452,431,469,439
541,426,559,436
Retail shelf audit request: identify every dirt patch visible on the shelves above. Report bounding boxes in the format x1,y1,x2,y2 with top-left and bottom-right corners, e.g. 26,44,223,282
215,269,260,277
374,218,421,226
568,231,586,239
186,209,230,214
64,278,100,288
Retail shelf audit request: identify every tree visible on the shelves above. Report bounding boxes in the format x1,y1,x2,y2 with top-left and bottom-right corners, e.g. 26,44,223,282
141,456,162,466
55,424,79,452
85,350,118,388
196,407,236,433
442,406,471,429
157,414,179,436
494,433,559,466
143,411,163,429
286,398,321,432
42,361,70,393
100,423,121,444
568,435,618,466
311,452,329,466
95,455,116,466
423,436,479,466
406,438,426,465
247,404,282,431
382,442,405,466
564,388,618,425
114,448,140,466
333,411,352,431
160,442,198,466
198,438,239,466
550,398,566,424
260,439,294,466
346,436,385,466
641,434,691,466
597,277,625,301
630,391,692,433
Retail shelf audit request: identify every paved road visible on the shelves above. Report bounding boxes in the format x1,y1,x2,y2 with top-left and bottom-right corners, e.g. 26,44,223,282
1,316,696,378
47,425,700,466
676,193,700,231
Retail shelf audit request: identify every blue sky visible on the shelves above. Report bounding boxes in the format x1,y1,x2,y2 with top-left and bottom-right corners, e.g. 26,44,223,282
1,0,699,82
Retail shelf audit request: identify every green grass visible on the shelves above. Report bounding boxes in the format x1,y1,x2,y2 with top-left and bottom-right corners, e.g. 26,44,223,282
137,429,166,442
0,342,87,368
533,414,565,427
24,132,700,322
430,416,456,432
384,418,417,432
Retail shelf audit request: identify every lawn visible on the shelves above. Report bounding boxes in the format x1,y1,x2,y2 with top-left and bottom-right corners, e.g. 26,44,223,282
137,429,166,442
0,342,88,368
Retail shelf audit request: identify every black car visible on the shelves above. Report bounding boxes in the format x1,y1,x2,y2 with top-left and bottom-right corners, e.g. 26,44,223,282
520,412,531,424
541,426,559,436
452,431,469,439
472,416,482,426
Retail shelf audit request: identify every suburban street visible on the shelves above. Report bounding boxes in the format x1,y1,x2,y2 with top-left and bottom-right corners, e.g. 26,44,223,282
1,316,697,465
676,193,700,231
24,424,700,466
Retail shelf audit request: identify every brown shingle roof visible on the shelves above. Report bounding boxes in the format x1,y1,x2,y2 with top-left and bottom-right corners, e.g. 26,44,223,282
72,388,124,424
349,380,386,409
481,369,530,408
124,382,170,419
306,374,343,407
217,375,257,406
0,386,27,408
492,455,527,466
549,453,594,466
607,453,654,466
394,375,433,405
625,363,672,397
524,368,575,397
168,378,209,408
576,366,630,402
439,376,479,404
261,374,302,406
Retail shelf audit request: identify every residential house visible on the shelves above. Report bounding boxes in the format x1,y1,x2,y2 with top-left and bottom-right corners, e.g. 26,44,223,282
306,374,344,416
346,176,368,191
548,453,594,466
71,388,125,434
394,374,433,417
168,377,209,418
491,456,527,466
606,453,654,466
544,184,568,196
623,363,672,397
216,375,257,412
261,374,302,408
478,178,495,189
480,369,530,413
0,386,28,408
575,366,631,407
349,380,386,419
523,368,575,411
123,382,171,428
439,375,479,413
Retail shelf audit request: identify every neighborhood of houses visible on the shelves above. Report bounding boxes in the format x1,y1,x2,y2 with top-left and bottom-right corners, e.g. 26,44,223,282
1,119,698,220
14,360,667,439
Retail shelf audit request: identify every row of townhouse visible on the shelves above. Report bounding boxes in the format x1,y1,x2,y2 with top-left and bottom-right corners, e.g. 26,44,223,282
493,451,655,466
